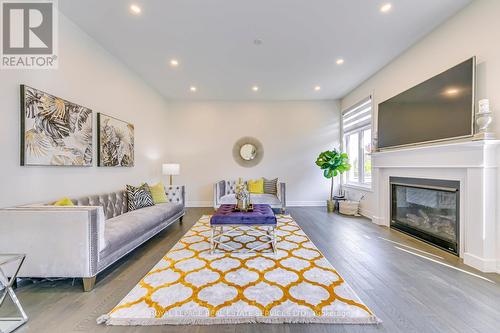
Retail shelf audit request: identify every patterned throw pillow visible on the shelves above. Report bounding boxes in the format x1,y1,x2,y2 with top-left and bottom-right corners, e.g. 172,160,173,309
126,184,154,211
263,178,278,195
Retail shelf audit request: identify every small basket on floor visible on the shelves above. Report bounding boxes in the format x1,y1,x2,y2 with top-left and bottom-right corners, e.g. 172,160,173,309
339,200,360,216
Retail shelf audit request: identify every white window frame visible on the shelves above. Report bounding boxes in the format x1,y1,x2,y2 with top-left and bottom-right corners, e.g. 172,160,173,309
341,97,373,190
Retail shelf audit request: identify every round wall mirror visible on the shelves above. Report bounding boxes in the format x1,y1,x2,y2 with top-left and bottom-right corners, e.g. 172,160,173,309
240,143,257,161
232,137,263,167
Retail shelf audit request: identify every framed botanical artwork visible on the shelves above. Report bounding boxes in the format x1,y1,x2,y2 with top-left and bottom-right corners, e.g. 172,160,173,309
97,113,134,167
20,85,93,166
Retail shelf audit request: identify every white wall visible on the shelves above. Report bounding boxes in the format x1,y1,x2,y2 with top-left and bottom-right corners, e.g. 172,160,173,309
166,100,340,207
340,0,500,218
0,14,170,208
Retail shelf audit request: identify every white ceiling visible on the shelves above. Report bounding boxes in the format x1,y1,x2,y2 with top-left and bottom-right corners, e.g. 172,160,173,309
59,0,471,101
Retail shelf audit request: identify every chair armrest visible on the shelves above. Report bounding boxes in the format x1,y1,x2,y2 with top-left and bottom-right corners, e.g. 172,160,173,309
0,206,102,278
214,180,226,207
277,182,286,209
166,185,185,207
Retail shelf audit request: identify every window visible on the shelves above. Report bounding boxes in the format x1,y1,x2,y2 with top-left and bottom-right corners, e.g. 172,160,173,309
342,97,372,187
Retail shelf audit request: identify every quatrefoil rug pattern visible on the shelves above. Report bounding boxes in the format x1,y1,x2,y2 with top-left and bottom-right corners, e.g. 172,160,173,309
98,215,380,325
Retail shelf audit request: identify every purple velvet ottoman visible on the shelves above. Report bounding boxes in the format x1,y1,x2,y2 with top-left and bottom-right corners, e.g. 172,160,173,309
211,204,277,225
210,204,277,254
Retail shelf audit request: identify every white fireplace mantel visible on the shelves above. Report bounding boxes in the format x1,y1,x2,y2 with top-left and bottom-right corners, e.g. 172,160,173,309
371,139,500,273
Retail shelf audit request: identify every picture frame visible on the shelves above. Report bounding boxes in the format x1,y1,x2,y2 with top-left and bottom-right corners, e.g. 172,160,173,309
20,85,93,166
97,113,135,167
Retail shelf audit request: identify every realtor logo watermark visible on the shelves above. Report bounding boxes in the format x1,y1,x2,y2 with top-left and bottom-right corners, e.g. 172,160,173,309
1,0,58,69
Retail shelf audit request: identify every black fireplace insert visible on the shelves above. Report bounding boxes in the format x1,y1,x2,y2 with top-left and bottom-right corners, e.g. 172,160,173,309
390,177,460,255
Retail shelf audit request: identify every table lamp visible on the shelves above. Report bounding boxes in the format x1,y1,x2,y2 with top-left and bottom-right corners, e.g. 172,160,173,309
162,163,180,185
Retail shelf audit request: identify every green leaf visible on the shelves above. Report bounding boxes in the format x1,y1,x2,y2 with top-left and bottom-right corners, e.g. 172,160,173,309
316,149,351,179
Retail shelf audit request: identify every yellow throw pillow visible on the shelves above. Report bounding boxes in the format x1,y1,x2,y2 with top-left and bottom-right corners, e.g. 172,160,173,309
53,197,74,206
149,182,168,204
247,178,264,194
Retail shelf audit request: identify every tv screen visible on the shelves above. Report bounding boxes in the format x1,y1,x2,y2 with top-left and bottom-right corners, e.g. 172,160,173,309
377,57,475,149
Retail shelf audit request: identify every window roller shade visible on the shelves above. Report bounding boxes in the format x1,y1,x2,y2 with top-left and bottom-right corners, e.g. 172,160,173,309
342,97,372,133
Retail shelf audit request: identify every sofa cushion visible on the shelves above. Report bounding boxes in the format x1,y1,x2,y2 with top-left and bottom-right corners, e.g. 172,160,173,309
263,178,278,195
219,193,281,206
149,182,168,204
248,178,264,194
53,197,75,206
251,194,281,205
126,184,154,211
100,202,183,257
219,194,236,204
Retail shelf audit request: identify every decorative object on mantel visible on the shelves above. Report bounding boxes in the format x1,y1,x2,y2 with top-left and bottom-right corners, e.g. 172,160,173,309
235,178,251,211
371,134,379,153
315,149,351,213
232,136,264,167
473,99,495,140
162,163,180,185
97,113,134,167
20,85,93,166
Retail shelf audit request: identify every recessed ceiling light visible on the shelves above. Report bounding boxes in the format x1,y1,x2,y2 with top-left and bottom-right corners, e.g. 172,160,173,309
169,59,179,67
314,86,321,91
189,86,197,92
252,85,259,92
380,3,392,13
129,4,142,15
336,58,344,65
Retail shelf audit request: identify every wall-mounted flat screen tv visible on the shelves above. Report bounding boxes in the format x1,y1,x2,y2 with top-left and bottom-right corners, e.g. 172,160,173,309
377,57,475,149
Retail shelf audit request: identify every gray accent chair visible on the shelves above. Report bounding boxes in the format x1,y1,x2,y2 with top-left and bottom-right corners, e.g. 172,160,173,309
214,180,286,213
0,186,185,291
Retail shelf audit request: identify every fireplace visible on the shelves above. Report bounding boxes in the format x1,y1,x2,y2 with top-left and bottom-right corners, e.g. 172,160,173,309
390,177,460,255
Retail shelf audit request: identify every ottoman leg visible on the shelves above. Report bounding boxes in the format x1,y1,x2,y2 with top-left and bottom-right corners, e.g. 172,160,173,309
210,227,214,254
272,226,277,255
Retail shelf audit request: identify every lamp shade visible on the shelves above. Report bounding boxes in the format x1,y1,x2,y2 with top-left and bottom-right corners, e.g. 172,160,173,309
162,163,180,175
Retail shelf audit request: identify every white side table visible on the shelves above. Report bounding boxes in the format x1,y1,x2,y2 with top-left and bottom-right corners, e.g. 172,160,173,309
0,254,28,333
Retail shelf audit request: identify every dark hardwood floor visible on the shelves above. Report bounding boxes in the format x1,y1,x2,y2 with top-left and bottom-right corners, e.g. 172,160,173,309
3,207,500,333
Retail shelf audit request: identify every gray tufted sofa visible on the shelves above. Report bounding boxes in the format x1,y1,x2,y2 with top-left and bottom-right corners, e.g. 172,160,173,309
214,180,286,213
0,185,185,291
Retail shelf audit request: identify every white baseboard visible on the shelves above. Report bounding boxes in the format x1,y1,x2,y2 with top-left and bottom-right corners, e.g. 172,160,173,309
186,201,212,208
287,201,326,207
187,201,328,208
463,252,498,273
371,215,386,226
358,208,373,220
185,201,377,220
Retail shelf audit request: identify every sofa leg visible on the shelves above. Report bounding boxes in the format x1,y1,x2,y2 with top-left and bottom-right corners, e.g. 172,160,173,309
82,276,96,292
179,216,184,224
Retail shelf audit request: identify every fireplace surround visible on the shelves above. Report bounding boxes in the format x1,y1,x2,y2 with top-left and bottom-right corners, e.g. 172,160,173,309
390,177,460,255
370,140,500,273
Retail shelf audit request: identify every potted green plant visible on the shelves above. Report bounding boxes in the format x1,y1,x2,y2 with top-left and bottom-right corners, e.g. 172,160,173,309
315,149,351,212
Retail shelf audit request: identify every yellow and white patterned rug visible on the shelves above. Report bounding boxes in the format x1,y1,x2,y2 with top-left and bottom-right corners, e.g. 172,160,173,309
98,215,380,325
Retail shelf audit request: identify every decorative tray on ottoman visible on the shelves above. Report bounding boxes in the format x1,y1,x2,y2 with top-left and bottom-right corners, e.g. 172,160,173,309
233,204,254,212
